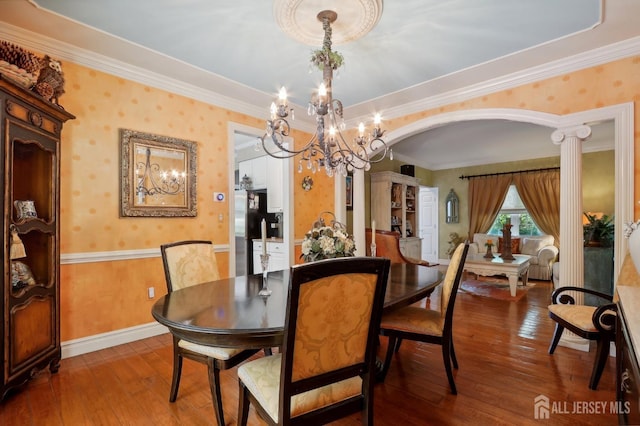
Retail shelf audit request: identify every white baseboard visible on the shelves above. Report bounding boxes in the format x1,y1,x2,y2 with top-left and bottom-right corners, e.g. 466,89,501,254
61,322,169,359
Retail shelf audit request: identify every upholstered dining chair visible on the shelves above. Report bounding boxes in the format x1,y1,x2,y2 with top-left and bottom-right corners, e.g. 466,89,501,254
365,228,432,266
160,240,260,426
378,242,469,394
548,282,619,390
237,257,391,426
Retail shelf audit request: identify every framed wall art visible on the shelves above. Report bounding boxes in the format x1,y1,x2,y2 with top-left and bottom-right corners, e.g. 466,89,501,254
120,129,198,217
346,175,353,210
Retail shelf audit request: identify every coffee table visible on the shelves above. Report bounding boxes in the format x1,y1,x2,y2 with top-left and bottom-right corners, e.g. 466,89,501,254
463,254,531,297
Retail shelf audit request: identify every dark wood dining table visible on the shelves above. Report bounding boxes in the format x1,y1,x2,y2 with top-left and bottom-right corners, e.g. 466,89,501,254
151,263,443,350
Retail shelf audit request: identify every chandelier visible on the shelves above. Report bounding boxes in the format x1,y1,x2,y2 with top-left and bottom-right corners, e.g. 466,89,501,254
261,10,392,177
135,147,186,201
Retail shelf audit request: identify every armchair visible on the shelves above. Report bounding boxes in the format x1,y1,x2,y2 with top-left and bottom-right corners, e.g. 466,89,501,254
365,228,432,266
548,286,616,390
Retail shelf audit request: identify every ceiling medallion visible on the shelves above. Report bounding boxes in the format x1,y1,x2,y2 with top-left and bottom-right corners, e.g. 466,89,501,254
274,0,383,46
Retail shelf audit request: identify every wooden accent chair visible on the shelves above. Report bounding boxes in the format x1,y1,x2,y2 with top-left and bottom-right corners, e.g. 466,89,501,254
237,257,391,425
548,287,616,389
161,240,260,426
378,242,469,394
365,228,432,266
545,255,637,390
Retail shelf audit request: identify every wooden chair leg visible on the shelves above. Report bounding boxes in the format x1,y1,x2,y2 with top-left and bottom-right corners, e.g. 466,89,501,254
169,349,182,402
207,360,225,426
589,338,611,390
394,338,403,353
548,323,564,354
442,341,457,395
238,381,250,426
450,340,459,369
379,336,397,382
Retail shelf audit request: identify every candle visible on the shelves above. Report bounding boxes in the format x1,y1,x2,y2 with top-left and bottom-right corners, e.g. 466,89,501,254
261,219,267,256
278,86,287,103
318,83,327,100
372,220,376,245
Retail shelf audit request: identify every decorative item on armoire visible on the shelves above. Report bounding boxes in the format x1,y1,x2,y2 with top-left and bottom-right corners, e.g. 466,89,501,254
500,218,515,260
33,55,65,104
9,225,25,260
14,200,37,220
10,225,35,290
0,40,40,89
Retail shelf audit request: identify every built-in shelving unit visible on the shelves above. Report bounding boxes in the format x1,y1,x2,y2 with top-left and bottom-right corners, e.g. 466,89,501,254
370,171,421,258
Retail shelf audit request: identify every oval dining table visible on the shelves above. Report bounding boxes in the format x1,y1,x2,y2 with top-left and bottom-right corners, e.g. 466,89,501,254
151,262,443,350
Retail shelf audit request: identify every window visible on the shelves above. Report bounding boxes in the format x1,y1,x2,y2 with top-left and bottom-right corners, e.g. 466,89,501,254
487,185,542,236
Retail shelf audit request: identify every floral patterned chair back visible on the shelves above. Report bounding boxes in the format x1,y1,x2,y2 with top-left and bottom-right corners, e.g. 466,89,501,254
237,257,390,425
161,240,220,291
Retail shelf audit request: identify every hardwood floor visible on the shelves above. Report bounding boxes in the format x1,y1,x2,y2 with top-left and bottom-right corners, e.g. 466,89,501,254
0,275,619,425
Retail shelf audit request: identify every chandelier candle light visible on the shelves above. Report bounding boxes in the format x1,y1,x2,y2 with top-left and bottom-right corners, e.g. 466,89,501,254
261,10,391,177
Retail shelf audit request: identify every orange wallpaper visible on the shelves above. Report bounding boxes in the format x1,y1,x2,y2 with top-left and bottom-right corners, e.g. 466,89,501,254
57,55,640,342
57,62,318,340
382,56,640,212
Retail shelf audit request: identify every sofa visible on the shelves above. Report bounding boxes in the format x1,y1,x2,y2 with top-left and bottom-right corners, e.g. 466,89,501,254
468,233,559,280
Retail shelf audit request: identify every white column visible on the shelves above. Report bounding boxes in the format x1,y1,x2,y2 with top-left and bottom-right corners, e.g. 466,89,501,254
352,169,366,256
551,124,591,351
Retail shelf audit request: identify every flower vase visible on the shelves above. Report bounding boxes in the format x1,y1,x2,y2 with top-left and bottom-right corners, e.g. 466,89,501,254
484,245,494,258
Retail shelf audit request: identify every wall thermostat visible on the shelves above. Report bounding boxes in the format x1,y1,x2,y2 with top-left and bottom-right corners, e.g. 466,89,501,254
214,192,225,202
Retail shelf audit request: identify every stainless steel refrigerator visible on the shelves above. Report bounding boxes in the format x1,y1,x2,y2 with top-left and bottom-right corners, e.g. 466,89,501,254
234,189,273,275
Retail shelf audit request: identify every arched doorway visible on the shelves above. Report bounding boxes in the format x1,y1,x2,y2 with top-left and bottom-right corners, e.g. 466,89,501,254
353,105,633,280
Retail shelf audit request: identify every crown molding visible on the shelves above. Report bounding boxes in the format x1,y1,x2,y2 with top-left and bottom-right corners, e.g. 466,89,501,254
0,23,271,122
2,22,638,136
372,36,640,122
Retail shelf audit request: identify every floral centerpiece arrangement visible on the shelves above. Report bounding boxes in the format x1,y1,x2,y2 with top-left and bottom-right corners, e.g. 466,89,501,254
301,212,356,262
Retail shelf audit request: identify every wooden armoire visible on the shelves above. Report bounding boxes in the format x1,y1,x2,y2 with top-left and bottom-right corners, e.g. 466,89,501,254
0,76,74,399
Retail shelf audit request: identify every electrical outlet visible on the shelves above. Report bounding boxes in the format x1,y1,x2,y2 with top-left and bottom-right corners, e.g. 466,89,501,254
148,287,155,299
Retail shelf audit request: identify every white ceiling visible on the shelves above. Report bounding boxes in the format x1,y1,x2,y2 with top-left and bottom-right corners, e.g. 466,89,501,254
1,0,636,169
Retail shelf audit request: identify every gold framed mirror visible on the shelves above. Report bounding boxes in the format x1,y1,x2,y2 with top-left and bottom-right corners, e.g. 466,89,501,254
120,129,197,217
